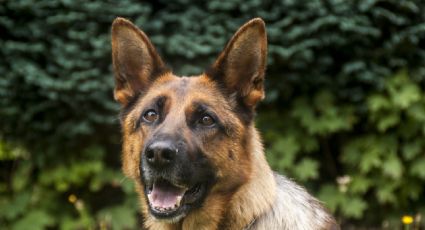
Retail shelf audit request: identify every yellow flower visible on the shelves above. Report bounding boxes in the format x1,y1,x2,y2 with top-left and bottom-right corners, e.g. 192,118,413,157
68,194,77,203
402,215,413,225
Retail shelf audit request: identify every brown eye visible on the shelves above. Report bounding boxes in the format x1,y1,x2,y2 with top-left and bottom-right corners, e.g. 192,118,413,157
143,110,158,123
199,114,215,126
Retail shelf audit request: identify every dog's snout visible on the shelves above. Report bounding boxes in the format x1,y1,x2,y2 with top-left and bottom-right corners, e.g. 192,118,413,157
145,141,177,167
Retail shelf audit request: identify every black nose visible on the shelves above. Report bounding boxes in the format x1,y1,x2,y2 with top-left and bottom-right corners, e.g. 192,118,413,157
145,141,177,167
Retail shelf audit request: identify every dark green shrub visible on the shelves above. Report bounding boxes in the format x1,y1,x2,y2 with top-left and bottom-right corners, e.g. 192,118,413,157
0,1,150,229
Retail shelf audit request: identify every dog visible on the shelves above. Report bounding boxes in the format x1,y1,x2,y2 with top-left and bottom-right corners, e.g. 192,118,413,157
111,17,339,230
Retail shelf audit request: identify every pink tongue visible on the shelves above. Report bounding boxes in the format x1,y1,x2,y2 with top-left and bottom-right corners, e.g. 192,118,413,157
148,181,185,209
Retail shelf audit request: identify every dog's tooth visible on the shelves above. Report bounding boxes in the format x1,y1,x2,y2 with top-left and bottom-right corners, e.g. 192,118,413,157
176,195,183,204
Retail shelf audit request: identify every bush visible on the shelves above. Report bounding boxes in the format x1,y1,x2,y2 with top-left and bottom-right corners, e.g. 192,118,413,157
0,1,149,229
1,0,425,228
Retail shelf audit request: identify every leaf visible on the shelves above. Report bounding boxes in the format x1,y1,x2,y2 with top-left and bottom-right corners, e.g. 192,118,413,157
12,210,54,230
382,154,403,179
376,183,397,204
97,205,137,230
317,178,369,219
392,83,421,109
360,148,381,173
292,92,355,135
341,197,367,219
368,94,391,112
300,135,319,152
272,137,300,158
376,111,400,132
407,103,425,122
388,69,421,109
268,137,300,171
402,141,421,160
317,184,343,212
293,158,319,181
349,176,372,194
342,138,366,166
410,157,425,179
0,191,31,220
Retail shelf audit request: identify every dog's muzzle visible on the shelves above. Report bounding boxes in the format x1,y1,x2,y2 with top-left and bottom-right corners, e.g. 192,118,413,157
140,139,212,221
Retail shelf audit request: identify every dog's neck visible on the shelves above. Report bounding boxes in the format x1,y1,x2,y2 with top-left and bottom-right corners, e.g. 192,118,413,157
217,127,276,230
143,126,276,230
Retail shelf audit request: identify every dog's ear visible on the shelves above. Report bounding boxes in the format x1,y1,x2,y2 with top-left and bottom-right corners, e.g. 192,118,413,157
111,17,167,105
207,18,267,108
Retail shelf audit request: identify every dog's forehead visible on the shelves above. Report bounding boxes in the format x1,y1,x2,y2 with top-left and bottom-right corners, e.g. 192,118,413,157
151,74,221,101
162,76,195,95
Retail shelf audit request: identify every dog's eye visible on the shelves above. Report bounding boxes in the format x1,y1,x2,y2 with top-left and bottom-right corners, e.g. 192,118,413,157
143,110,159,123
199,114,215,126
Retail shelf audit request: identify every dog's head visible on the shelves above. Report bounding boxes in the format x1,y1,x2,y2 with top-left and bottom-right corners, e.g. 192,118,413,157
111,18,267,222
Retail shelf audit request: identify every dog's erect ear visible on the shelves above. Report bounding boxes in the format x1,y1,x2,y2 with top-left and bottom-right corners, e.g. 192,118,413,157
207,18,267,108
111,17,167,105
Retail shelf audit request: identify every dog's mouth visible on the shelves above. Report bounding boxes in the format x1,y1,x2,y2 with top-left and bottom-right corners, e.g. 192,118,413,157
146,179,207,219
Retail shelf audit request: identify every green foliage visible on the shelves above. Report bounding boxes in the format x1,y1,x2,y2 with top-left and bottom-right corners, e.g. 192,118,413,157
0,1,145,229
1,0,425,228
264,69,425,227
342,70,425,213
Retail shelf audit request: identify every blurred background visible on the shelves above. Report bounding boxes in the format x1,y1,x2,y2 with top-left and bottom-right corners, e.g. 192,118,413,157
1,0,425,229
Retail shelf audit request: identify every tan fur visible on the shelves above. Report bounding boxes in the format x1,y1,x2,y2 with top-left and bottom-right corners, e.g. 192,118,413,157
211,19,267,107
111,17,339,230
111,18,166,105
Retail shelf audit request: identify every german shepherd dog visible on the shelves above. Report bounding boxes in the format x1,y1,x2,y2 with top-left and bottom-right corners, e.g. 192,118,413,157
111,17,339,230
